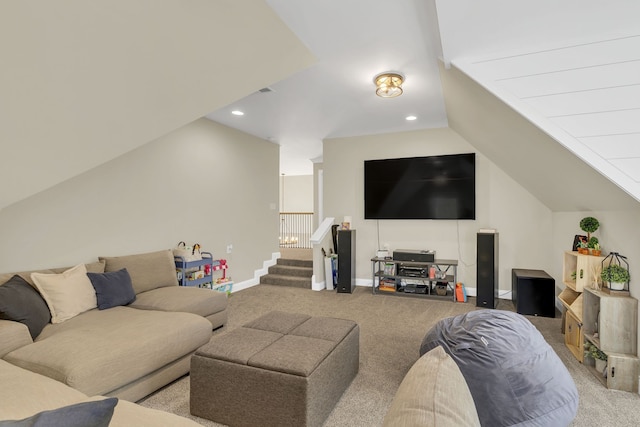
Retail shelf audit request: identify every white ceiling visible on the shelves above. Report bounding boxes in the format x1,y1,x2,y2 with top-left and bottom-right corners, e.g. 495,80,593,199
207,0,448,176
207,0,640,205
2,0,640,209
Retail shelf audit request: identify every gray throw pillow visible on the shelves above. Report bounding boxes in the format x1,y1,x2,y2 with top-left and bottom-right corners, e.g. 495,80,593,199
87,269,136,310
0,397,117,427
0,275,51,339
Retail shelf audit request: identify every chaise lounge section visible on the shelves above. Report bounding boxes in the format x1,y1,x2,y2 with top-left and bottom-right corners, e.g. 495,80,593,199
0,359,202,426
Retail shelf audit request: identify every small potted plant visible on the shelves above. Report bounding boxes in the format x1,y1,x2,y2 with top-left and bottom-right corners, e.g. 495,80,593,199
588,237,601,256
580,216,600,241
601,263,630,291
577,240,589,255
584,342,608,375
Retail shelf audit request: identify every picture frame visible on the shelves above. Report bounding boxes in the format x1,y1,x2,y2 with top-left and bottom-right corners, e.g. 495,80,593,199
572,235,587,251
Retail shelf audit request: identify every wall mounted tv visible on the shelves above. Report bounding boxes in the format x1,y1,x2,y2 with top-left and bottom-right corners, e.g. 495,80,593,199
364,153,476,220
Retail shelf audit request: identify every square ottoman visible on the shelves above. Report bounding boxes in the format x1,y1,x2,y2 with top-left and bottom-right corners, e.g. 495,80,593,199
190,311,359,427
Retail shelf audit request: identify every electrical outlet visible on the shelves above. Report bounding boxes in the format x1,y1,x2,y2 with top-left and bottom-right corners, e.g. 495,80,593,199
226,244,233,254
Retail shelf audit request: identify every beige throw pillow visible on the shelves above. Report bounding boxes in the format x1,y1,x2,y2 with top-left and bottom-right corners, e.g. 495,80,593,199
382,345,480,427
31,264,97,323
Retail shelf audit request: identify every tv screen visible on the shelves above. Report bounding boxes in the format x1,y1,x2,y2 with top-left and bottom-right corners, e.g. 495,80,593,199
364,153,475,220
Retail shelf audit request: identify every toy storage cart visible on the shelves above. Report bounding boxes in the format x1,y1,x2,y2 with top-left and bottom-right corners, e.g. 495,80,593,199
175,252,232,292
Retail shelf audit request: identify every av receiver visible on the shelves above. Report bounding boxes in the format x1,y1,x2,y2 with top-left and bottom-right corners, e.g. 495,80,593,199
393,249,435,263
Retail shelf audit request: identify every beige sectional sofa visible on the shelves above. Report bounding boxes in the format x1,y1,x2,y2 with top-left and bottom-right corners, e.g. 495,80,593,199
0,249,228,424
0,359,202,426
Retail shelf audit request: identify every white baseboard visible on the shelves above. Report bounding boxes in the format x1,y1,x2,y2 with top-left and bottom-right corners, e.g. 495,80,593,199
232,252,279,293
312,274,325,291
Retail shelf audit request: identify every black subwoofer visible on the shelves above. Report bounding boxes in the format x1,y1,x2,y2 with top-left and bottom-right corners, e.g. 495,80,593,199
512,269,556,317
476,232,498,308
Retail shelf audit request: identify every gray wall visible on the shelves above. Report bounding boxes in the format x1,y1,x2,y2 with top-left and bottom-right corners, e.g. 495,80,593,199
0,118,280,285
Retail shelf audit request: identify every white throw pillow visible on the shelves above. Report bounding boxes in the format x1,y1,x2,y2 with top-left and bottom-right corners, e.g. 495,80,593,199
31,264,97,323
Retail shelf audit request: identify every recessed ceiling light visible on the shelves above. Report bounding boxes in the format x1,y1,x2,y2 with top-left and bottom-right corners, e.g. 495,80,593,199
406,115,417,121
231,110,244,116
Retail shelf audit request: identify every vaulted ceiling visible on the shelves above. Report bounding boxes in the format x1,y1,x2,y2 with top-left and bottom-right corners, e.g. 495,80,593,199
2,0,639,211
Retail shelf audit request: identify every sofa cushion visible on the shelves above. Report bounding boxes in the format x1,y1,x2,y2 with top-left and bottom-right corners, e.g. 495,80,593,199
0,320,33,358
0,398,117,427
0,359,89,420
99,250,178,294
420,310,579,427
108,399,203,426
130,286,227,318
4,307,212,396
0,275,51,339
51,261,106,275
30,264,97,324
0,360,202,427
383,346,480,427
0,262,106,288
87,269,136,310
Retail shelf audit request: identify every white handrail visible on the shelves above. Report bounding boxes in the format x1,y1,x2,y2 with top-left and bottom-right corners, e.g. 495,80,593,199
310,217,335,244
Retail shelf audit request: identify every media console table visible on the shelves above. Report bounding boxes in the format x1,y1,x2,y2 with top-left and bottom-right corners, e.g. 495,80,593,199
371,257,458,301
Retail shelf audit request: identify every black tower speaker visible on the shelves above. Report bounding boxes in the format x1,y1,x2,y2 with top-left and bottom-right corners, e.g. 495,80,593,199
337,229,356,293
477,232,498,308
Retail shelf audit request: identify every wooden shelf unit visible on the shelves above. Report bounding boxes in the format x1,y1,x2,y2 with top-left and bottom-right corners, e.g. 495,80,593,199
581,287,639,392
562,250,604,292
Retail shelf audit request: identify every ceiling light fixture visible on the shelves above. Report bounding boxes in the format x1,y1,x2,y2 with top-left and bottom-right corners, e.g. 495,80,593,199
231,110,244,116
406,115,417,121
374,72,404,98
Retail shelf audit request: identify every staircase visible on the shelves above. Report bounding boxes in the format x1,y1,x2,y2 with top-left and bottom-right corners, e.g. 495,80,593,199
260,258,313,289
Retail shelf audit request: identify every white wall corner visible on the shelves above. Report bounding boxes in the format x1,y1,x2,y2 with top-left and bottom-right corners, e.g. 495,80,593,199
311,274,326,291
555,297,564,314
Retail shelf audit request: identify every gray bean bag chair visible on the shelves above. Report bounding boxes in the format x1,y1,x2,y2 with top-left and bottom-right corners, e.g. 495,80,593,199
420,310,578,427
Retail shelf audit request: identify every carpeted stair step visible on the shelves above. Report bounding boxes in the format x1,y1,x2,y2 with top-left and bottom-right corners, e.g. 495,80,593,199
268,264,313,278
277,258,313,268
259,257,313,289
260,274,312,289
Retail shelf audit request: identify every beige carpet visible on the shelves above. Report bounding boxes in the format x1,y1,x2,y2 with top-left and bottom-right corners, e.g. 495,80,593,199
138,285,640,426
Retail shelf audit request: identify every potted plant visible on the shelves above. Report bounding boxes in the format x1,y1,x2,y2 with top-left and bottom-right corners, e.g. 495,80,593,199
577,240,589,255
584,342,608,375
580,216,600,241
601,263,630,291
588,237,601,256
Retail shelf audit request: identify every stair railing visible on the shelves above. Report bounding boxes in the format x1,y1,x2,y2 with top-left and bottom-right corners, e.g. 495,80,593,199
279,212,313,249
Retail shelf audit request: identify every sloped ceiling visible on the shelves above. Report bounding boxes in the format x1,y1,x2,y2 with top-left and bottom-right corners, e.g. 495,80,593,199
2,0,639,213
450,36,640,206
435,0,640,207
0,0,314,209
440,63,639,212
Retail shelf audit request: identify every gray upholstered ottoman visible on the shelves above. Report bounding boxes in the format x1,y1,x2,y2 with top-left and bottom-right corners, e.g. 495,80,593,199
190,311,359,427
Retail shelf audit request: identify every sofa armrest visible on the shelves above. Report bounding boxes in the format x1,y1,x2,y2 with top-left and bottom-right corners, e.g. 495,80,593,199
0,320,33,358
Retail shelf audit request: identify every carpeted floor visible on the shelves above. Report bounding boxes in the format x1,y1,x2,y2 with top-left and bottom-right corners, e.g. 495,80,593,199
138,285,640,426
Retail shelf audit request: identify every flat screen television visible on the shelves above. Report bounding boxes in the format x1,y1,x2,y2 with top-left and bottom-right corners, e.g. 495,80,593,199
364,153,475,220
